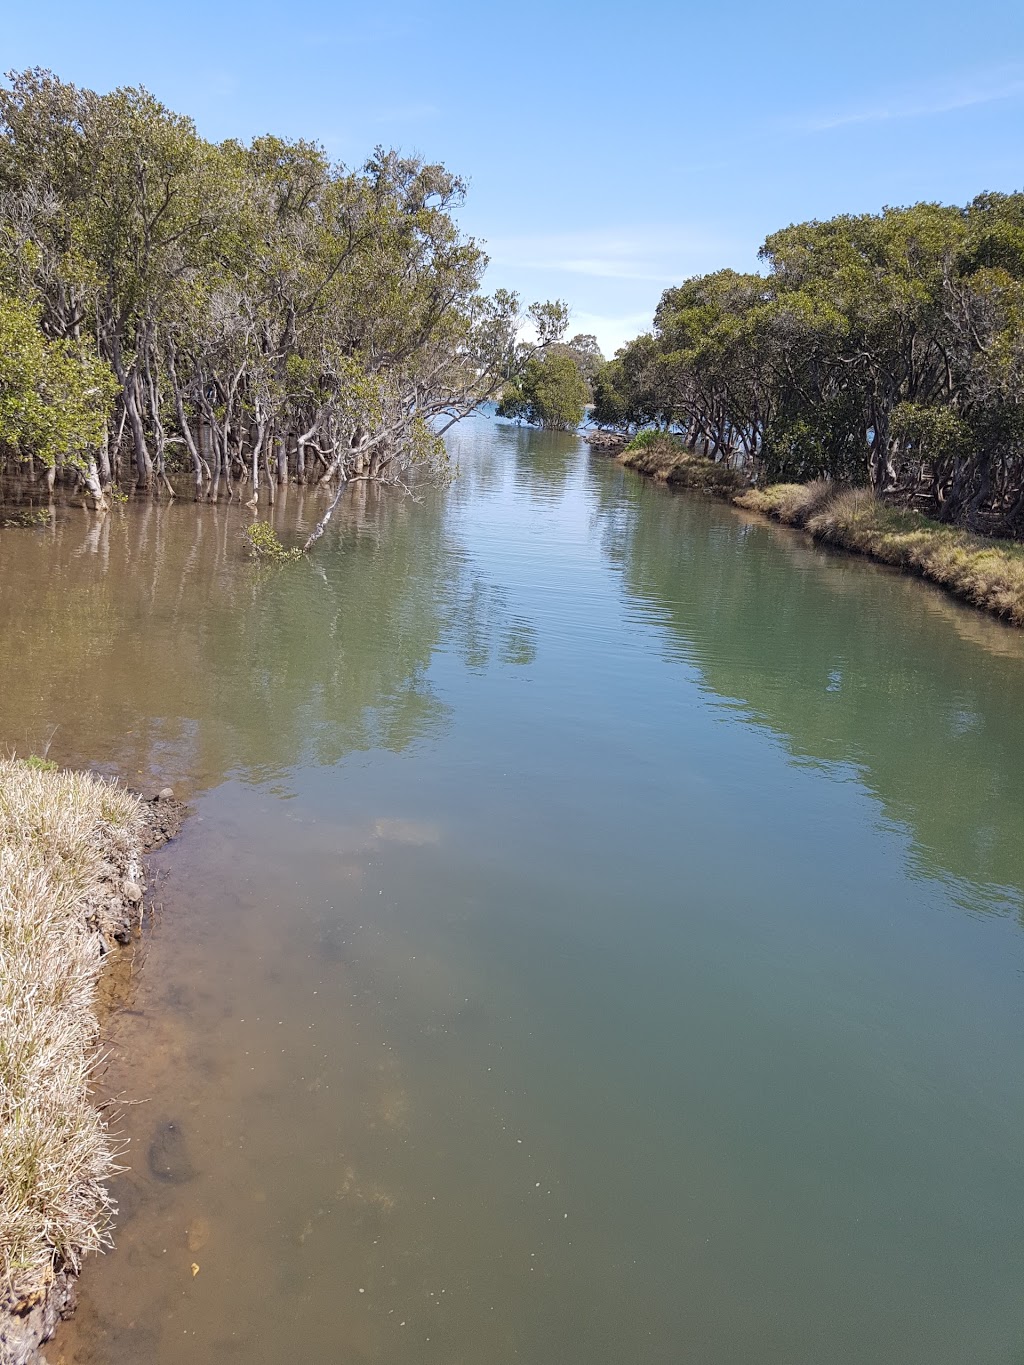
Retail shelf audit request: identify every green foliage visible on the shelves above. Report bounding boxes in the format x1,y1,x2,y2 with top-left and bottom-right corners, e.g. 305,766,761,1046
619,436,744,494
0,291,115,469
23,754,58,771
0,69,567,497
497,352,589,430
1,507,52,527
600,192,1024,531
591,359,630,428
545,333,604,394
624,430,684,453
244,520,303,562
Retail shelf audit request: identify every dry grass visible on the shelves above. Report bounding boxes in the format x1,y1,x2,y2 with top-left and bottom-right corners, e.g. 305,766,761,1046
737,483,1024,625
620,439,745,494
0,759,141,1299
736,479,835,526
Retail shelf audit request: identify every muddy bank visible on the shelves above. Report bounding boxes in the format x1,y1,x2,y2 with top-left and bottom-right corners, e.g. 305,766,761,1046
83,792,187,953
0,769,185,1365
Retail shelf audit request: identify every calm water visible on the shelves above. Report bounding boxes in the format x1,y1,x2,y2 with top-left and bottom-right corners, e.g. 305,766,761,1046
3,416,1024,1363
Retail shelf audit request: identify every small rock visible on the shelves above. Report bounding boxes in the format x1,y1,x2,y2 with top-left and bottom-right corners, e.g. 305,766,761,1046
148,1120,197,1184
123,881,143,904
157,787,175,802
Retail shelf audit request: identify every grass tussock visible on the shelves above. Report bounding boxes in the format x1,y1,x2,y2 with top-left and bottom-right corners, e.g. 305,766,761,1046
0,758,141,1299
737,483,1024,625
735,479,836,526
620,436,745,494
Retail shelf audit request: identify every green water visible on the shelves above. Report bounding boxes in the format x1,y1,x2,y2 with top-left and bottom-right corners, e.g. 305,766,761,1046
3,416,1024,1363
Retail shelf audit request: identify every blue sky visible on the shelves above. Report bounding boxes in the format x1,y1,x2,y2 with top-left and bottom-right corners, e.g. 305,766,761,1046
5,0,1024,355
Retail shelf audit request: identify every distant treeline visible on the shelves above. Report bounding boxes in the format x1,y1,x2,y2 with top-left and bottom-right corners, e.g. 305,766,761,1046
592,195,1024,533
0,69,565,508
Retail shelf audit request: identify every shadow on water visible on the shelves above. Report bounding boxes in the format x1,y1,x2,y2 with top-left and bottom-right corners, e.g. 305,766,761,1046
590,461,1024,916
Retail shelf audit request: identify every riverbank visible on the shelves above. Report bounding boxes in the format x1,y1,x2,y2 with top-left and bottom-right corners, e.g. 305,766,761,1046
0,761,184,1365
584,433,1024,627
584,432,745,495
621,443,744,495
736,483,1024,626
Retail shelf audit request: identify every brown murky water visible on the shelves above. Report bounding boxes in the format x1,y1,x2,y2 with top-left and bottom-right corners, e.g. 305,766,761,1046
4,416,1024,1362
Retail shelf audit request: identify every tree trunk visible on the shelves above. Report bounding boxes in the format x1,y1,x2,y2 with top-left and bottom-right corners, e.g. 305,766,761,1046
82,455,108,512
247,420,266,508
168,354,208,500
97,420,112,487
111,342,153,489
302,474,349,553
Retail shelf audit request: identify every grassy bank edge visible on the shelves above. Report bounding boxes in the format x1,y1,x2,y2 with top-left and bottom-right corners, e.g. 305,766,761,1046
617,434,748,494
590,432,1024,626
1,758,144,1362
616,434,746,495
736,482,1024,627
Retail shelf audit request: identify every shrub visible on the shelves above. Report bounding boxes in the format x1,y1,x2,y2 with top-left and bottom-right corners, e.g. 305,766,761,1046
23,755,58,772
0,508,52,529
624,429,685,454
664,460,745,494
244,521,302,562
621,435,745,493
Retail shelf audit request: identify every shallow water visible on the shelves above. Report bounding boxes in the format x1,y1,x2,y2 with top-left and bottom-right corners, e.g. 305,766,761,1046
4,417,1024,1363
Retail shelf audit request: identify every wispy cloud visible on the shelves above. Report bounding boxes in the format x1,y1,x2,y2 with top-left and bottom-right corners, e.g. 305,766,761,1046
801,67,1024,132
483,227,734,283
513,306,654,359
565,309,658,357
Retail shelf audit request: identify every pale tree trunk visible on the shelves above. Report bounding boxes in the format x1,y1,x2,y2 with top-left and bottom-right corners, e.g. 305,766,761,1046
168,352,209,500
111,404,127,484
203,418,222,502
296,416,321,484
303,474,348,553
126,377,153,489
145,363,175,499
97,419,112,487
82,455,108,512
247,420,267,507
265,437,276,506
111,341,153,489
317,445,344,486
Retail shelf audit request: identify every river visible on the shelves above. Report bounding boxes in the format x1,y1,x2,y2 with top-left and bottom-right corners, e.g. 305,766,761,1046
3,413,1024,1363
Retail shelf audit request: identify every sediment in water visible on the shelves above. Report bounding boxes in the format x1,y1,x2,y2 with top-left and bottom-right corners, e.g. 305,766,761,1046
0,762,185,1365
